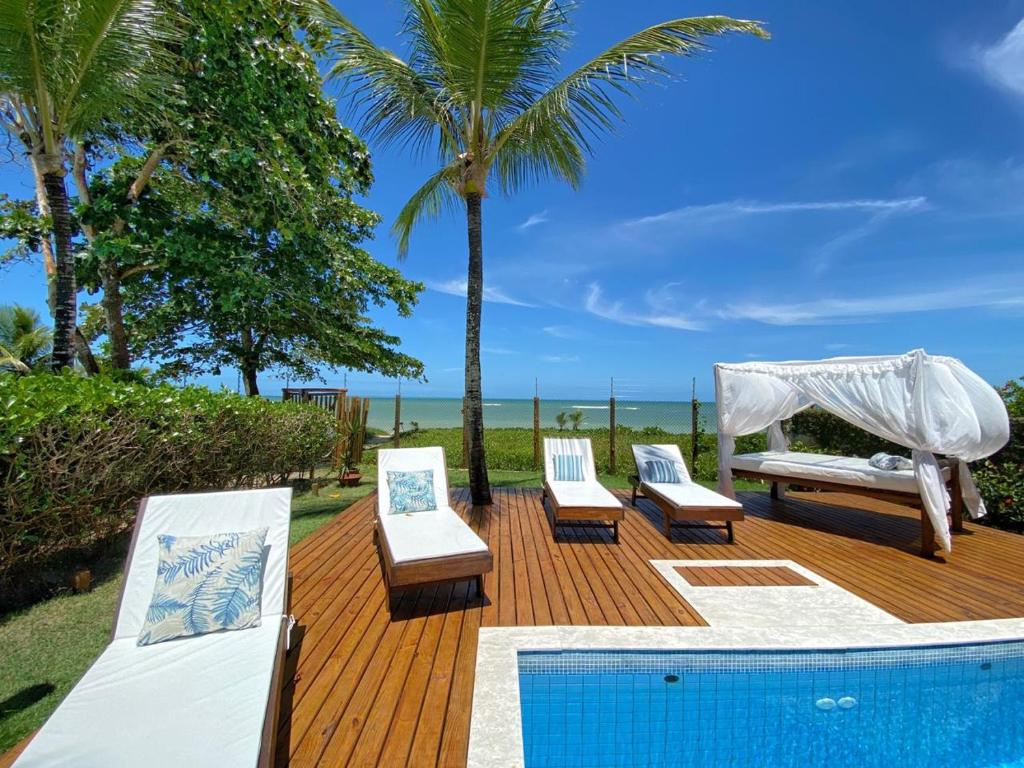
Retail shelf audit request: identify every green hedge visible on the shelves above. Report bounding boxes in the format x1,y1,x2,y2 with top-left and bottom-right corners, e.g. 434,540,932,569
382,426,766,481
0,374,334,602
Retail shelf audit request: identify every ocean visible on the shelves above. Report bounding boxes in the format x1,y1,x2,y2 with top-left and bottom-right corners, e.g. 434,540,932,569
354,397,717,434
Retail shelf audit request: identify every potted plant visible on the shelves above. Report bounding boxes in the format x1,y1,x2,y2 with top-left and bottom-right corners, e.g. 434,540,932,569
338,410,364,487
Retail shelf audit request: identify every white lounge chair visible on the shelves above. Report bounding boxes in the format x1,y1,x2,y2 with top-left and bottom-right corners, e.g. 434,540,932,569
631,444,743,542
542,437,624,543
375,447,492,608
13,487,294,768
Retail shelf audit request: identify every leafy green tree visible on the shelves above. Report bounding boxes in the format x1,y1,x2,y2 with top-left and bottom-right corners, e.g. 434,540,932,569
76,0,423,394
0,0,181,369
555,411,568,432
0,305,52,372
316,0,766,503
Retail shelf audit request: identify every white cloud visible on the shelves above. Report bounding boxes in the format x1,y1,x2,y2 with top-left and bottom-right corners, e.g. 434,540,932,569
541,354,581,363
719,279,1024,326
429,278,536,307
517,210,550,231
977,18,1024,96
543,325,580,339
584,283,706,331
620,197,927,230
482,346,517,355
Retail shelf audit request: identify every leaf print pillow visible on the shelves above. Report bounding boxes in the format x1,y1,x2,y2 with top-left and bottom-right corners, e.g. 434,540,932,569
387,469,438,514
138,527,269,646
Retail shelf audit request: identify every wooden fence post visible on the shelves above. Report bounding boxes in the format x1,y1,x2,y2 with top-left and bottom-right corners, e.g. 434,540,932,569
533,395,541,470
609,396,617,475
691,377,699,472
393,393,401,448
462,397,470,468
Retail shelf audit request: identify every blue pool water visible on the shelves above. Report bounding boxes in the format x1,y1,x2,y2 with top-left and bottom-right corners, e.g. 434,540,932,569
518,643,1024,768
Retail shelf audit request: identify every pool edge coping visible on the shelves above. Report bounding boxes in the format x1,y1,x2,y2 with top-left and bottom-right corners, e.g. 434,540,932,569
466,618,1024,768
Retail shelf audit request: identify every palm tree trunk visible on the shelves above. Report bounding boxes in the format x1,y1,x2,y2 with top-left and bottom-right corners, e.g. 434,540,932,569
463,192,491,505
101,264,131,369
40,165,76,371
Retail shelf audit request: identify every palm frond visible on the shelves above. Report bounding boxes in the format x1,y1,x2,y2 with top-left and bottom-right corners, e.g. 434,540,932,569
0,0,182,144
0,304,52,368
315,1,461,157
491,16,768,178
391,162,462,257
60,0,183,138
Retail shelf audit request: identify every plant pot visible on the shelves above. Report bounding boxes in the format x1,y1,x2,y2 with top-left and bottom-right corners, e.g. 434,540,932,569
339,470,362,487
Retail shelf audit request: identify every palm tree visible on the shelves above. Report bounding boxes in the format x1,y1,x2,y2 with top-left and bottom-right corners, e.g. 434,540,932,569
317,1,766,504
0,304,52,372
0,0,181,370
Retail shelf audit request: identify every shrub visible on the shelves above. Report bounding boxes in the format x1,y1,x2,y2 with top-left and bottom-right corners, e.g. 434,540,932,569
0,373,334,599
787,408,903,457
973,379,1024,533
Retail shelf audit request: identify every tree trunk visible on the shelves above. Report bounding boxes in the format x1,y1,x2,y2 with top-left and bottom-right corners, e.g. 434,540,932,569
74,327,100,375
101,264,131,369
242,365,260,397
240,328,260,396
463,192,491,505
40,163,76,371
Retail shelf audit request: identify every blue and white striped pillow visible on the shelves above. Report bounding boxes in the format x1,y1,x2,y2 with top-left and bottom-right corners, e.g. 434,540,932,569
552,454,585,482
644,459,681,484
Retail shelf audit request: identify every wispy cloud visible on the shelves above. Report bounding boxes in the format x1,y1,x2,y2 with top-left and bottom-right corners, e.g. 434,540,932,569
482,346,518,356
517,210,550,231
543,325,581,339
541,354,580,363
584,283,706,331
811,197,928,274
621,197,928,230
976,18,1024,96
429,278,536,307
719,278,1024,326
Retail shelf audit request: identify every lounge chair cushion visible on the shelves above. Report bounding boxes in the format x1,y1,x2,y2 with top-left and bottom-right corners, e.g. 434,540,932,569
13,618,285,768
546,480,622,510
385,469,438,513
138,527,269,646
643,481,743,510
378,507,489,565
552,454,585,482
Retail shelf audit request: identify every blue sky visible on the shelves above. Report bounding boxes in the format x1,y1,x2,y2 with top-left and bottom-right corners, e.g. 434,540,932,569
2,0,1024,400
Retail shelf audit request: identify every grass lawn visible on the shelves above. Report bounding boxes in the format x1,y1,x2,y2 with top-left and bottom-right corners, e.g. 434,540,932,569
0,466,764,754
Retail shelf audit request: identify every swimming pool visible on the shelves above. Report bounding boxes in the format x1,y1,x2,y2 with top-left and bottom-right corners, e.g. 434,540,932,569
518,642,1024,768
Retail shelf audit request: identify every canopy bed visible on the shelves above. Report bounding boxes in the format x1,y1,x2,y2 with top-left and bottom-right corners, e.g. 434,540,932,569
714,350,1009,556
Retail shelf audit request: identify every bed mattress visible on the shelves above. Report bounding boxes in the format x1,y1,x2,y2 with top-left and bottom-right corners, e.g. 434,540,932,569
729,451,949,495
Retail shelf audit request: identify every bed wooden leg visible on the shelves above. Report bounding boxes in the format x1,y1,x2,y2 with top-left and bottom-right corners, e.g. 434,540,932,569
475,574,484,601
726,521,735,544
631,486,637,506
770,482,779,500
613,520,620,544
950,461,965,532
920,509,938,557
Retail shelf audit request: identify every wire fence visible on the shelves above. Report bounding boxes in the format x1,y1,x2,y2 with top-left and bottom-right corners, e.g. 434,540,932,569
360,389,720,478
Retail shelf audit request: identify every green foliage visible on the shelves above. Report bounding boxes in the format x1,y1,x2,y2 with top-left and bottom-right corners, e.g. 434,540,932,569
0,305,53,372
0,373,335,587
568,410,585,431
554,411,568,431
317,1,767,252
387,426,765,481
73,0,424,389
972,378,1024,533
0,194,49,265
787,407,904,458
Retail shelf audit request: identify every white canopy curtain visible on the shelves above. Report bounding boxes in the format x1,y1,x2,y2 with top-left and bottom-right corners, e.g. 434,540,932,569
714,350,1010,553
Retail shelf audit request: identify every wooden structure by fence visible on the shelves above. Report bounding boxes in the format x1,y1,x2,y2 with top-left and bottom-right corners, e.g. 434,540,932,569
281,387,369,472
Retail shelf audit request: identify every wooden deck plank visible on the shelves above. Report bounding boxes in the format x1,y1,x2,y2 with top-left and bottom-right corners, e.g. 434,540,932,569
4,485,1024,768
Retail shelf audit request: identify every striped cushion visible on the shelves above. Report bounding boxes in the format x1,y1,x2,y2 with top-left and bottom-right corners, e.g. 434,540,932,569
644,459,681,484
552,454,585,482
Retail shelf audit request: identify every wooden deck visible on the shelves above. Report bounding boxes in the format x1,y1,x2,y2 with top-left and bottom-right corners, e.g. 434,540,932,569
4,486,1024,767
